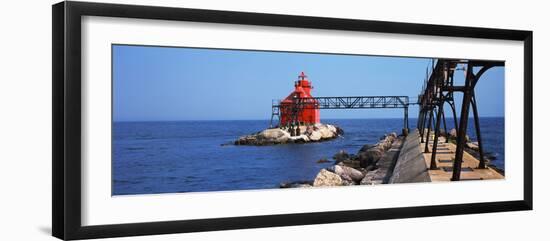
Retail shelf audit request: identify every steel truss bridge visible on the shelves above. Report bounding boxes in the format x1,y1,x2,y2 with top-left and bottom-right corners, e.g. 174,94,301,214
271,96,410,135
417,59,504,181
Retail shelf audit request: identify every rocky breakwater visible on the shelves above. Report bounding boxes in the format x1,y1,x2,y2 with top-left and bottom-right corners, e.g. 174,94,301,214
234,123,344,146
280,132,401,188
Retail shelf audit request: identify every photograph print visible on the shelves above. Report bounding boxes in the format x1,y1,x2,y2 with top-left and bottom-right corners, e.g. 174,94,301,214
112,44,505,196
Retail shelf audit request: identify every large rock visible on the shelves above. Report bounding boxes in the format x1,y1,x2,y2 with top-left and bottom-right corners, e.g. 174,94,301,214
327,124,337,134
449,128,457,138
358,144,372,153
260,128,287,139
314,123,339,139
234,135,259,145
354,132,398,167
378,135,395,150
376,141,391,151
313,169,343,187
466,141,479,151
357,148,383,168
333,150,350,162
448,128,470,142
341,178,356,186
340,159,361,169
235,128,290,145
360,170,383,185
318,127,333,139
308,130,322,141
329,165,364,182
335,126,345,136
289,134,309,143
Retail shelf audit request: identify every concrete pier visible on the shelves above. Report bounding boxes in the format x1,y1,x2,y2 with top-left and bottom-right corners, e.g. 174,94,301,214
390,129,431,183
390,129,503,182
420,132,504,181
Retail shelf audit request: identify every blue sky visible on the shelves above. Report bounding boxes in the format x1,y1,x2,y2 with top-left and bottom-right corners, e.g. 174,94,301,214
113,45,504,121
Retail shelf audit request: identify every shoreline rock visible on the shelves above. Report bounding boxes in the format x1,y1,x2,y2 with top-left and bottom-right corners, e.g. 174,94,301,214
280,180,313,188
234,123,343,146
285,132,401,188
313,169,343,187
328,165,364,183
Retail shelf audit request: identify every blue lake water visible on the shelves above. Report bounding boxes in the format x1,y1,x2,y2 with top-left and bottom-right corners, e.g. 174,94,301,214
113,118,504,195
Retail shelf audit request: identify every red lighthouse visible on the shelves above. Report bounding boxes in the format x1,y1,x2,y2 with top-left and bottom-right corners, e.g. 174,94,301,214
280,72,320,127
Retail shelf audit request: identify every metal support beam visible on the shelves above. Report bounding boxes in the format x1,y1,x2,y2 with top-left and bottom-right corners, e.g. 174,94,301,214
432,110,437,131
403,106,409,136
430,102,444,170
451,65,474,181
416,108,423,133
420,110,426,143
424,108,434,153
442,106,448,143
471,92,487,169
449,101,459,130
270,103,280,128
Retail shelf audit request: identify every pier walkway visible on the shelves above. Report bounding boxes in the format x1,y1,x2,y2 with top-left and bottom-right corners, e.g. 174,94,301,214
390,129,503,182
420,132,504,181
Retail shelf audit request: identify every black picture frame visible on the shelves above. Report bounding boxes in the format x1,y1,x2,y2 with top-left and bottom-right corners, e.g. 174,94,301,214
52,1,533,240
